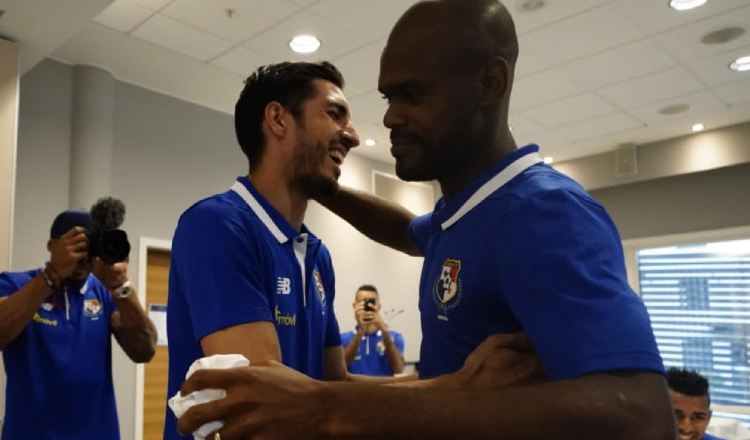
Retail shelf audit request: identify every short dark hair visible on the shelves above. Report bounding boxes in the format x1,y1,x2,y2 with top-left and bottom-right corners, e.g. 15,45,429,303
356,284,378,297
667,367,711,404
234,61,345,171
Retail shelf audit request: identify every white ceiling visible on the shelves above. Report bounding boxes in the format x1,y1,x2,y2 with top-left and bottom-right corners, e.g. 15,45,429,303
2,0,750,164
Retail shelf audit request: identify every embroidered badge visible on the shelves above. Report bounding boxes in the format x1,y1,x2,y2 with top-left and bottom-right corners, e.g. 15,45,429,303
83,298,103,318
433,258,463,320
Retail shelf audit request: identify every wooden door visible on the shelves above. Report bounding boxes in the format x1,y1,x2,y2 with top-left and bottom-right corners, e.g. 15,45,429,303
143,249,170,439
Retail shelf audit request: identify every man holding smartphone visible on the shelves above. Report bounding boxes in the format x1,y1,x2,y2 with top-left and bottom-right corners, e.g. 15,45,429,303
341,284,405,376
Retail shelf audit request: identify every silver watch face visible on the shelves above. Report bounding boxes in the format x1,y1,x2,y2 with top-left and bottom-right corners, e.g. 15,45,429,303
118,285,132,298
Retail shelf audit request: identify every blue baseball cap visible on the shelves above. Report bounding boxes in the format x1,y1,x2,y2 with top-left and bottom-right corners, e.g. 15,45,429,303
50,210,93,238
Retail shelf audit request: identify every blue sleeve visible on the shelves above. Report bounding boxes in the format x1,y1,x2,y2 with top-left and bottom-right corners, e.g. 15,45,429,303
322,254,342,348
172,202,273,341
408,214,433,253
498,189,664,379
340,331,354,347
0,272,20,297
393,331,405,355
0,271,36,297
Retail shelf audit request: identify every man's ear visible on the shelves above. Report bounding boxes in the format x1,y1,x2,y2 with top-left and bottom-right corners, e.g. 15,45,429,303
264,101,291,138
47,239,52,252
479,57,511,106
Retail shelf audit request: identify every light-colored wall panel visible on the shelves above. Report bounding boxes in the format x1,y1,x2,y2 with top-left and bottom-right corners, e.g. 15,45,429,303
0,37,20,433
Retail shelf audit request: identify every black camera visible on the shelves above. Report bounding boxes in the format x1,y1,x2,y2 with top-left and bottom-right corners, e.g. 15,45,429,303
363,297,376,312
89,197,131,264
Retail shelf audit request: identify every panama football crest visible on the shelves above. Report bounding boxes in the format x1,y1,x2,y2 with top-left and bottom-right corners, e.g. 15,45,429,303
313,269,326,307
83,298,102,318
433,258,462,318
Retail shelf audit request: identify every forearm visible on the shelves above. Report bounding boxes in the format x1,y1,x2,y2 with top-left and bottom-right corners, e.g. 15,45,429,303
320,372,674,439
0,275,53,348
112,293,156,363
317,187,420,256
381,331,405,374
343,331,362,366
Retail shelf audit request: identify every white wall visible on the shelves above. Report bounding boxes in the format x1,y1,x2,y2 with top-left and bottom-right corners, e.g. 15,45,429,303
0,38,21,433
11,59,427,439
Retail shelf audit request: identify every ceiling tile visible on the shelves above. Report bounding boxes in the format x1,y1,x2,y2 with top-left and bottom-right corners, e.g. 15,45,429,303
511,70,586,110
555,112,643,142
654,4,750,62
627,91,727,124
244,10,366,63
95,0,154,33
331,38,385,97
614,0,750,35
53,23,242,114
558,40,677,89
130,0,172,10
523,93,616,128
597,66,705,109
713,78,750,106
687,44,750,87
132,13,233,61
162,0,300,44
210,46,273,77
510,0,608,34
521,4,643,71
287,0,319,6
310,0,417,40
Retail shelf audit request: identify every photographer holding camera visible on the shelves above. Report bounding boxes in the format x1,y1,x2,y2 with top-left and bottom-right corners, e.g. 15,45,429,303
0,198,156,440
341,284,405,376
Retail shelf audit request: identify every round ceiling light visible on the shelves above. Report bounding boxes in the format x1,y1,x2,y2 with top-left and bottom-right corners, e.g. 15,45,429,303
692,123,705,132
364,138,377,147
729,56,750,72
289,35,321,54
669,0,707,11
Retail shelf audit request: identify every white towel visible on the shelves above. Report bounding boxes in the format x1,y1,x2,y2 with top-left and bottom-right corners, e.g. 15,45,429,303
168,354,250,440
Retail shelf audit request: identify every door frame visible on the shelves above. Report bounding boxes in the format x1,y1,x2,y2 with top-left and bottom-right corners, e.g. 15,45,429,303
134,236,172,440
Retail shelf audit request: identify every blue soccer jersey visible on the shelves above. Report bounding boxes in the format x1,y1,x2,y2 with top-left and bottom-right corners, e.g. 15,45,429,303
410,145,664,380
0,271,119,440
341,329,405,376
165,176,342,440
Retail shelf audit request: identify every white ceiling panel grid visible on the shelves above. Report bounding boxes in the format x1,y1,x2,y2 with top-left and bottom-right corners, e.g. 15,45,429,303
597,66,706,109
161,0,300,44
94,0,154,33
10,0,743,164
131,13,233,61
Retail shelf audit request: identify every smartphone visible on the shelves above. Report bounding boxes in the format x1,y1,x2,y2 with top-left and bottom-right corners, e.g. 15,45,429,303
363,297,376,312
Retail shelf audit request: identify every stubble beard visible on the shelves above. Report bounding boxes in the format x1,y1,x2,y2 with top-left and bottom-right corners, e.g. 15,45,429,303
293,136,340,200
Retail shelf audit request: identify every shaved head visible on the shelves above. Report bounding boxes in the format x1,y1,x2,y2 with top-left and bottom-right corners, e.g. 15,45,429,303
390,0,518,73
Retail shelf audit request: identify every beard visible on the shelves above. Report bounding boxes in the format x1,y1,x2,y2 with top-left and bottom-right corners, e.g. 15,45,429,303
292,134,340,199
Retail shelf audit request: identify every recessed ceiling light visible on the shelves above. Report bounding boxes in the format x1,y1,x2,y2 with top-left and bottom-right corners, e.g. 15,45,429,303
289,35,321,54
658,103,691,115
692,123,705,132
669,0,707,11
729,56,750,72
364,138,377,147
543,156,554,164
701,27,745,45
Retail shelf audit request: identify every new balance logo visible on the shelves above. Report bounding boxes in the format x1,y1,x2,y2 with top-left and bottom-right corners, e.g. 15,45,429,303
276,277,291,295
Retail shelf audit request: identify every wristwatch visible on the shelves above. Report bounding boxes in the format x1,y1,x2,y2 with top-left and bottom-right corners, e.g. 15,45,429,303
114,280,132,299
